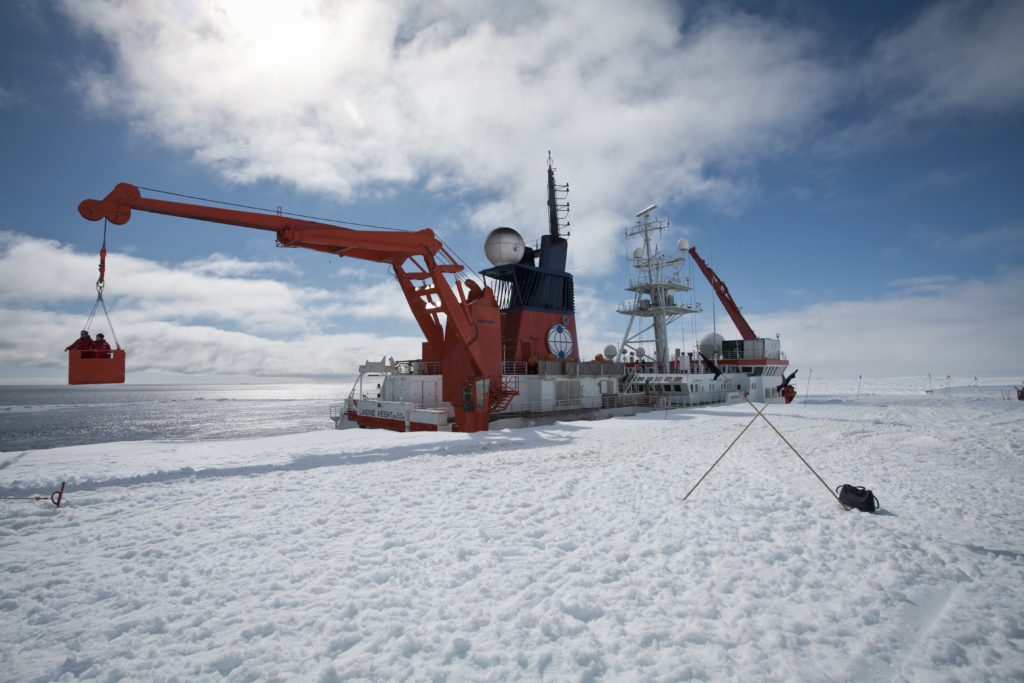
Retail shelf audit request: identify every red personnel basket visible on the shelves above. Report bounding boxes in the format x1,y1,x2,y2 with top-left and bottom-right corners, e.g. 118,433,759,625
68,348,126,385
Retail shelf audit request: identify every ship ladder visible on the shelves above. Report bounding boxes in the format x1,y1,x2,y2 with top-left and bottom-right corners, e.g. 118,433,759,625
621,368,639,392
489,375,520,414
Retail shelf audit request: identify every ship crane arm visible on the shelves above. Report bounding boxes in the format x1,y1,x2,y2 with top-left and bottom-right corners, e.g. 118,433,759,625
79,182,504,432
688,246,758,341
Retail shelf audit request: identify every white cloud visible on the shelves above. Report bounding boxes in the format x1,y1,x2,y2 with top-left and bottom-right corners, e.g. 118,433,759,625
13,1,1023,382
0,85,26,110
61,0,837,274
58,1,1024,262
885,274,961,296
0,233,418,378
181,253,293,278
828,0,1024,151
740,267,1024,377
563,266,1024,380
867,0,1024,118
3,233,1021,380
0,307,422,380
914,221,1024,253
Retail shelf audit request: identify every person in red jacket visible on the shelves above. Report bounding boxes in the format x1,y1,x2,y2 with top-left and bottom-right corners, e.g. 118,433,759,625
66,330,95,357
92,333,112,359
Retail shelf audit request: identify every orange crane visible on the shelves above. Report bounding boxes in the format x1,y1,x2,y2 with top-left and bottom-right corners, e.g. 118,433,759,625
687,246,758,341
689,245,798,403
79,183,509,432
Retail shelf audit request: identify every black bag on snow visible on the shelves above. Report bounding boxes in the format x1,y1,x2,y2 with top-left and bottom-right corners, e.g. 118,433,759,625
836,484,880,512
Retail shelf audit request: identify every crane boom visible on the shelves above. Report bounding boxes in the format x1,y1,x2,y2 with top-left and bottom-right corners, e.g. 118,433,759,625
79,182,505,432
687,246,758,341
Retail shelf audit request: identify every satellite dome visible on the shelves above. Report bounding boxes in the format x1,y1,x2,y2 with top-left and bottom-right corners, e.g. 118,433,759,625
698,332,724,357
484,227,526,267
636,346,647,359
632,247,643,260
603,344,618,358
678,238,689,252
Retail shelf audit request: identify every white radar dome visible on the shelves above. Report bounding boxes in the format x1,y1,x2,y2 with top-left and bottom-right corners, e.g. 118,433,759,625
698,332,724,357
633,247,643,259
678,238,689,252
636,346,647,359
484,227,526,267
603,344,618,358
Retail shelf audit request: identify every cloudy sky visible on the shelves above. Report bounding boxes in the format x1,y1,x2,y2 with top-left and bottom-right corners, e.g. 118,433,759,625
1,0,1022,383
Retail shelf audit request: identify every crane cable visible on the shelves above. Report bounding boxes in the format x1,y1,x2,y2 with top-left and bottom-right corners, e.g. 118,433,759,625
81,219,121,349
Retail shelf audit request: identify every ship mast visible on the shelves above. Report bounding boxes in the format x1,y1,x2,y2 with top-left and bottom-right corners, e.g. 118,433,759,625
617,205,701,367
546,151,569,239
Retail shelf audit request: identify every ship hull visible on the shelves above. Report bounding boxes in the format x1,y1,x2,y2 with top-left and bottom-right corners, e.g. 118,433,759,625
332,359,789,433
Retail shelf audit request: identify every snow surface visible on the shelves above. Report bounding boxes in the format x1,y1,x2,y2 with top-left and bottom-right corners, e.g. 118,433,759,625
2,378,1023,681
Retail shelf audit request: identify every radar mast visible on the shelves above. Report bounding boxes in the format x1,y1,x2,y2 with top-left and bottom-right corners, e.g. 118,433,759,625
617,207,701,367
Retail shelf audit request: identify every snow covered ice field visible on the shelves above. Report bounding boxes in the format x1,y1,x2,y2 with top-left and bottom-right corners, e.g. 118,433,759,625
2,378,1023,681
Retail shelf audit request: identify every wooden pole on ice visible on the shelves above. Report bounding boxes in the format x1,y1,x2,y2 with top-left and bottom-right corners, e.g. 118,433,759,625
734,391,842,505
682,398,774,502
683,385,842,506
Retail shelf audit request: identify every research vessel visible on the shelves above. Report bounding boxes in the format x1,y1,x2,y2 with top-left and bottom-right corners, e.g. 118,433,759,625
333,160,791,432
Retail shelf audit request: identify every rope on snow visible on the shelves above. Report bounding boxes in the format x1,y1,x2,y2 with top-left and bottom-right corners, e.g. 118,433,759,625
0,481,66,508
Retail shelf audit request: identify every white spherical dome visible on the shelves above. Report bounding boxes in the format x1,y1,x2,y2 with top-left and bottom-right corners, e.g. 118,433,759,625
632,247,643,260
698,332,724,357
677,238,689,252
484,227,526,266
603,344,617,358
636,346,647,359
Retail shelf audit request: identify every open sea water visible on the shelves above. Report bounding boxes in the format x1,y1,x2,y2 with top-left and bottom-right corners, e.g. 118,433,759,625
0,383,353,452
